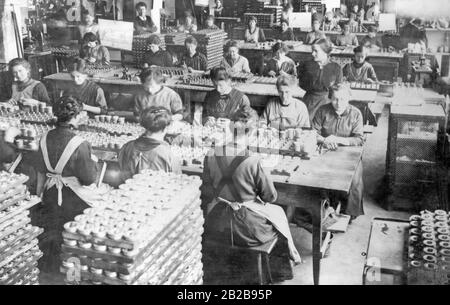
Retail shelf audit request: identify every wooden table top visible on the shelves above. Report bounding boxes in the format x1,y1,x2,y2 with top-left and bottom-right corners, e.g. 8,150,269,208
390,103,446,118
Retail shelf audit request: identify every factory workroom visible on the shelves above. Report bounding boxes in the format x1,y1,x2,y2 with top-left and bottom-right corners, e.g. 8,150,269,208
1,0,450,288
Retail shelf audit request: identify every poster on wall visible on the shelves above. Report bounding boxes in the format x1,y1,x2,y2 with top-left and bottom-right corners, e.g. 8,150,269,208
98,19,134,50
290,12,312,29
323,0,341,10
378,13,397,31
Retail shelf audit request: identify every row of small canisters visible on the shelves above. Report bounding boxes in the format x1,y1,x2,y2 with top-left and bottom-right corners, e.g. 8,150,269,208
408,210,450,285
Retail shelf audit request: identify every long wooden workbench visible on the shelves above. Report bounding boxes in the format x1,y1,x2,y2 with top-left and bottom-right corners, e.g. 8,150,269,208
93,143,364,286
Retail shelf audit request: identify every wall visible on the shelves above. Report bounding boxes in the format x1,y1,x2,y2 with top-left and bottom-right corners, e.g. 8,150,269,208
0,0,27,63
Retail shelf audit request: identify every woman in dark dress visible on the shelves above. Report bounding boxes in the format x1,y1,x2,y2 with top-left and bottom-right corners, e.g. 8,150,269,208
64,58,108,117
143,35,174,68
34,96,99,273
298,38,343,120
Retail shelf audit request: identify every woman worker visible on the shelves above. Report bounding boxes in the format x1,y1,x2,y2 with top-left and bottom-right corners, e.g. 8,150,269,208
134,2,158,34
279,19,295,41
78,11,100,38
343,46,378,83
34,95,99,273
201,107,301,268
118,106,181,182
81,33,111,66
298,38,343,119
335,24,359,47
134,68,183,122
203,67,257,126
305,15,326,45
312,84,364,219
178,14,198,34
143,35,174,68
179,36,208,72
264,42,297,77
245,16,266,43
261,75,310,130
0,58,50,105
64,58,108,116
220,40,251,74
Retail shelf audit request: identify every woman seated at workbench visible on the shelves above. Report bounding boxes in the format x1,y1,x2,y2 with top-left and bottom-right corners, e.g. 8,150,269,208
81,33,111,66
261,75,310,130
118,106,181,182
305,15,327,45
203,67,257,126
343,46,378,83
134,68,183,122
298,38,343,119
264,42,297,77
279,19,295,41
361,26,383,52
143,35,174,68
244,16,266,43
63,58,108,116
204,15,220,30
134,2,158,34
312,83,364,219
219,40,251,74
201,107,301,268
335,24,359,47
78,11,100,39
0,58,51,106
179,36,208,72
178,14,198,34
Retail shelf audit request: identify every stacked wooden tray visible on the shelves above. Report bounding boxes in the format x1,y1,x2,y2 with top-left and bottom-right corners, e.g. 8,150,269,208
0,172,43,285
165,33,188,45
132,33,167,68
60,171,204,285
192,30,228,70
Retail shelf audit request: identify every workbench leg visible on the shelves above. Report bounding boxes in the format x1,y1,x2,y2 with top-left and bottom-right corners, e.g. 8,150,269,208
183,90,192,122
312,199,324,285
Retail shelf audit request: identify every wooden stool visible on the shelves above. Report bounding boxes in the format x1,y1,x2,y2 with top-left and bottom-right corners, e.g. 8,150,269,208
204,236,279,285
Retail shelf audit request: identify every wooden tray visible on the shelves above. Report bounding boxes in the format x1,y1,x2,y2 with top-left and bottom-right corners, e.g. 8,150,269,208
0,217,30,242
0,229,42,268
0,175,29,194
0,197,40,226
0,193,31,214
0,185,27,204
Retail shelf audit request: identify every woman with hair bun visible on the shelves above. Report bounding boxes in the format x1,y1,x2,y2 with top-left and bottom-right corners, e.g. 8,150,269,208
264,42,297,77
33,95,99,274
81,32,110,66
298,38,343,119
118,106,181,181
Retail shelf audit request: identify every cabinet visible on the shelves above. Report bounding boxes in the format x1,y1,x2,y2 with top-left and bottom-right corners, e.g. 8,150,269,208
386,104,446,211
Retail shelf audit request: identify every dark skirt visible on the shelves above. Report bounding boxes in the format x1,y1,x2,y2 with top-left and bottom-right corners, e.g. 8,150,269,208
204,202,277,247
32,186,89,274
303,91,330,122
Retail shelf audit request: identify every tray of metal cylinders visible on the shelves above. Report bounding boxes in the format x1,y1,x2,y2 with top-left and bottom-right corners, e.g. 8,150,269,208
0,172,43,285
60,171,204,285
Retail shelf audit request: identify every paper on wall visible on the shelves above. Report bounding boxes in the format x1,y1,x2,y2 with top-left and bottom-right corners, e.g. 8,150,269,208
290,12,312,29
378,13,397,32
98,19,134,50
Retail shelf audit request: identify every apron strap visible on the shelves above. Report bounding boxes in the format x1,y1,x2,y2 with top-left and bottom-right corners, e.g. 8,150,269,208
54,136,85,174
40,133,55,173
214,154,249,203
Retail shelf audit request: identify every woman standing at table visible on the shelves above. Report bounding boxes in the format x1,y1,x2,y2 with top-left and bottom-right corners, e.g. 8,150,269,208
0,58,50,105
245,16,266,43
264,42,297,77
298,38,343,119
343,46,378,83
143,35,174,68
63,58,108,116
81,33,111,66
305,15,327,45
118,106,181,182
312,84,364,219
34,95,99,273
220,40,251,74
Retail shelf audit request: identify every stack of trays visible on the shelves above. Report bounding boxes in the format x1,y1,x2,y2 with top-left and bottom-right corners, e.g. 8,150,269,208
223,0,246,19
350,82,380,91
165,33,188,45
192,30,228,70
263,5,283,25
0,172,43,285
50,47,79,59
407,210,450,285
61,171,204,285
132,33,167,68
244,13,274,29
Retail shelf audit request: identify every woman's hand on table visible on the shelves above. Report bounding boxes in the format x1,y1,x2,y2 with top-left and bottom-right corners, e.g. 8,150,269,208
268,71,277,77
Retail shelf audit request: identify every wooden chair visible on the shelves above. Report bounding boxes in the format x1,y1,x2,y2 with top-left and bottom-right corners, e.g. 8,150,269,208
203,218,279,285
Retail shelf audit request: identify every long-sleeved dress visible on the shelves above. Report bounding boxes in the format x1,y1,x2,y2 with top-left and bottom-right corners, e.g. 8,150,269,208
312,104,364,217
180,52,208,71
143,49,174,67
280,28,295,41
304,30,327,45
219,55,251,74
134,86,183,118
0,74,51,105
118,136,181,182
64,80,108,116
244,27,266,43
264,57,297,77
0,137,18,166
33,125,99,273
261,97,310,130
134,15,158,34
343,61,378,82
82,45,111,66
298,60,343,120
335,33,359,46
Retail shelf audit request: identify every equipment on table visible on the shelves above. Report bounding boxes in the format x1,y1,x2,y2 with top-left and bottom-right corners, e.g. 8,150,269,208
407,210,450,285
349,82,380,91
60,171,204,285
0,172,43,285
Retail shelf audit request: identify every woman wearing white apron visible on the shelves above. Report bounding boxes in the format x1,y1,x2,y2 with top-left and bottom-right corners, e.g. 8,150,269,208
33,96,99,273
201,108,301,282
